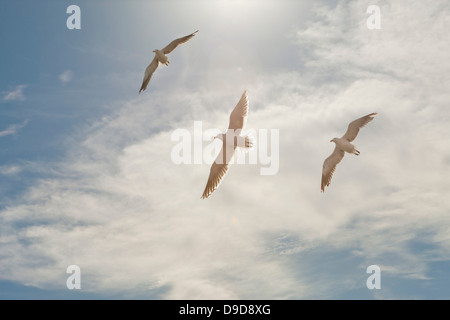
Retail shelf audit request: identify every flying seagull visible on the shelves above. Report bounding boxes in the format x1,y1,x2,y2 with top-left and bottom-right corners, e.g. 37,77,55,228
321,112,377,192
201,91,254,199
139,30,198,93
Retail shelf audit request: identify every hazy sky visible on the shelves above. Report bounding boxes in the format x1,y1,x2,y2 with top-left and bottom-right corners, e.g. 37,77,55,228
1,0,450,299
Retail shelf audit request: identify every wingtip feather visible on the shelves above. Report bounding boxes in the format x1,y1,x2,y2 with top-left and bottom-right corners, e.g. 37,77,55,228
201,192,209,200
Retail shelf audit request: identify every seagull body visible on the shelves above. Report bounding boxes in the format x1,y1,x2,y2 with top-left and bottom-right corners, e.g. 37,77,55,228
331,137,360,155
154,49,170,66
321,112,377,192
139,30,198,93
201,91,254,199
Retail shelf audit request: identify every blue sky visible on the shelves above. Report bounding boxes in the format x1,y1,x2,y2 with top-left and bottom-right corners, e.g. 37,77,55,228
1,0,450,299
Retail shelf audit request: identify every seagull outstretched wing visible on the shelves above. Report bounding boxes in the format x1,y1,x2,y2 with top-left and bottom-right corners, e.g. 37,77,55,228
342,112,377,142
201,142,235,199
228,91,249,131
321,146,345,192
162,30,199,54
139,57,159,93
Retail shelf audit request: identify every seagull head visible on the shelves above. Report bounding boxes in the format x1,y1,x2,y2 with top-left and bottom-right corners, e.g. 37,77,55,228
330,138,337,143
213,133,224,141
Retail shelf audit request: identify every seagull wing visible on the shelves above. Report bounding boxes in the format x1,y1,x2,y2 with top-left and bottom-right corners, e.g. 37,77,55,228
321,146,345,192
201,141,236,199
341,112,377,142
162,30,198,55
139,56,159,93
228,91,249,131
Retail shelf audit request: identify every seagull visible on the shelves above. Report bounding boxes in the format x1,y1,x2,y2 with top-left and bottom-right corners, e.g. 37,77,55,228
139,30,198,93
321,112,377,192
201,91,254,199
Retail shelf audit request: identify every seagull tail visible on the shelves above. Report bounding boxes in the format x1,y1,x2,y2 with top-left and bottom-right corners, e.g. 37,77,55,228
244,135,255,149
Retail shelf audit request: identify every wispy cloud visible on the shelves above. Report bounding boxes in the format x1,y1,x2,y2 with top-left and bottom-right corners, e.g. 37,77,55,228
59,70,74,84
0,165,22,176
0,0,449,299
2,85,27,101
0,120,29,138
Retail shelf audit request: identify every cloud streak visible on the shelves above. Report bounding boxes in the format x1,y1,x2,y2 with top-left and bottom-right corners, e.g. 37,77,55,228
0,120,29,138
1,0,450,299
2,85,27,101
0,165,22,176
59,70,74,84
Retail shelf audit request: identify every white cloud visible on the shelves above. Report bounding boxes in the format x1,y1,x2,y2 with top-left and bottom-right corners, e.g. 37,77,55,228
1,0,450,299
0,165,22,176
0,120,29,138
2,85,27,101
59,70,74,84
